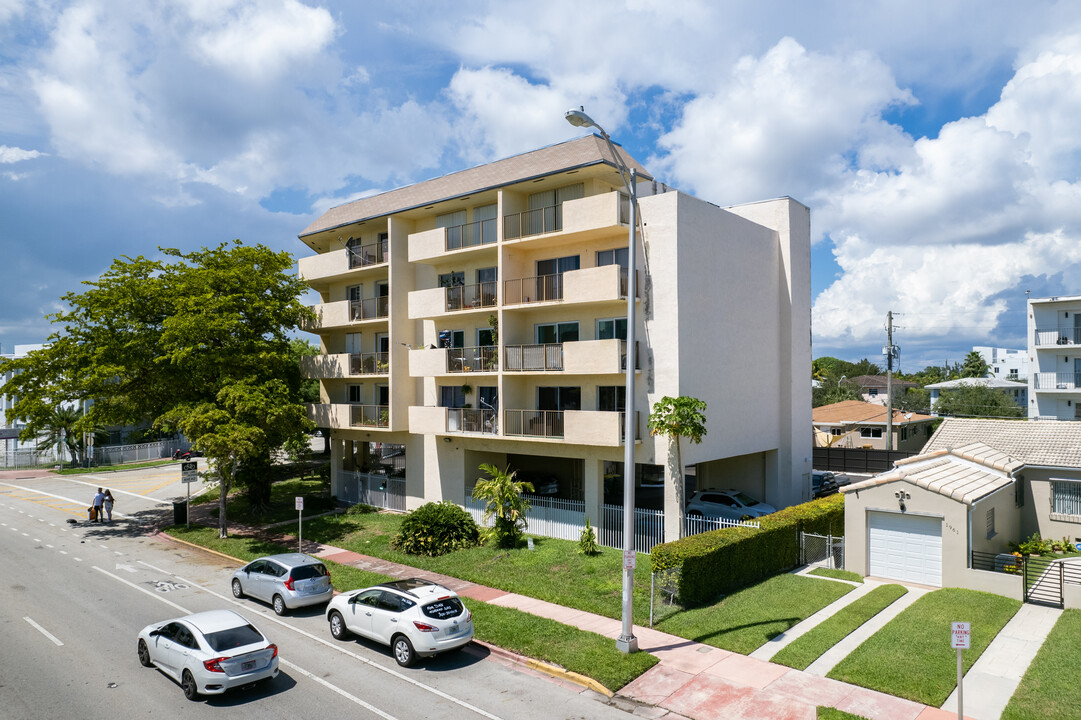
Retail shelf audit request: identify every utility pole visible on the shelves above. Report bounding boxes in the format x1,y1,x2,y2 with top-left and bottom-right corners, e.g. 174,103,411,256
885,311,896,451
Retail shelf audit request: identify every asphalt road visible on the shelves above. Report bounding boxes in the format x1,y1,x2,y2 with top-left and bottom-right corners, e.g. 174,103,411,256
0,466,628,720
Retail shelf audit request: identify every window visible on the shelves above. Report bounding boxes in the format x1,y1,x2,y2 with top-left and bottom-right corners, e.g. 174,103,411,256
986,507,996,539
868,388,879,397
476,267,497,284
536,321,579,344
438,271,465,287
1051,480,1081,516
537,255,580,277
598,386,625,412
345,333,362,354
830,428,843,436
597,317,627,341
437,329,464,348
860,427,883,438
348,385,365,403
347,284,363,302
538,386,581,411
597,247,629,269
440,386,465,408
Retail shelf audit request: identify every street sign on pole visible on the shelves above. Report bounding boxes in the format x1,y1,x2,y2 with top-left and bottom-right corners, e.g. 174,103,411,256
952,621,970,720
623,549,636,571
181,461,198,483
296,497,304,553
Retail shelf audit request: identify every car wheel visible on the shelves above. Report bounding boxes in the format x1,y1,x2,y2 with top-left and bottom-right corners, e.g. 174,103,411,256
137,639,153,668
329,611,349,640
231,578,244,598
181,670,199,701
392,634,417,667
272,594,287,616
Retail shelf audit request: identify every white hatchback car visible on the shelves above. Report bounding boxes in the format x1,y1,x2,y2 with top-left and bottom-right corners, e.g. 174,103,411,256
326,578,474,667
685,489,777,521
137,609,279,700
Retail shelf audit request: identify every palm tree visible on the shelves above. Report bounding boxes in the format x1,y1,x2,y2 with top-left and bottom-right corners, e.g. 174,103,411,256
472,464,533,547
35,405,83,465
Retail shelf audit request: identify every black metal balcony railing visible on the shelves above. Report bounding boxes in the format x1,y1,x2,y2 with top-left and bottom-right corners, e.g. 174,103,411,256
1033,373,1081,390
447,346,498,372
350,296,389,321
503,273,563,305
348,239,388,268
1034,327,1081,346
349,352,389,375
504,343,563,371
445,218,497,251
350,404,389,428
447,407,497,434
503,203,563,240
504,409,564,438
445,282,497,312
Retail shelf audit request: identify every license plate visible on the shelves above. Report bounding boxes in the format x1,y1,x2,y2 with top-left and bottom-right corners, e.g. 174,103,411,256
242,660,256,672
449,625,458,634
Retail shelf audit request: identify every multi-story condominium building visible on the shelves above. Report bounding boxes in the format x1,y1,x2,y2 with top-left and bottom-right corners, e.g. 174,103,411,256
1029,294,1081,420
297,136,811,542
972,346,1027,381
1,344,51,463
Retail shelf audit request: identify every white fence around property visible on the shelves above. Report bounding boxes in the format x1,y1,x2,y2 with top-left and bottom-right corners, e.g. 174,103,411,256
1,438,184,469
339,471,406,512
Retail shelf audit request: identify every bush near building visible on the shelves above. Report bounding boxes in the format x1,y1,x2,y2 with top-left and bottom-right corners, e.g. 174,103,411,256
651,493,844,606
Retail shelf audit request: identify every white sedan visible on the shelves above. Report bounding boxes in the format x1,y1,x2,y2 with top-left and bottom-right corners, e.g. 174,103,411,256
326,578,474,667
137,609,279,700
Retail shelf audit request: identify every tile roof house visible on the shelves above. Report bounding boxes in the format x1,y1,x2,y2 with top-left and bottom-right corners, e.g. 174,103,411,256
812,400,935,451
840,418,1081,607
845,375,918,406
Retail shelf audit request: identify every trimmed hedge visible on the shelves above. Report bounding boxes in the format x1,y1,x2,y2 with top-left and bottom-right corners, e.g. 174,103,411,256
651,493,845,606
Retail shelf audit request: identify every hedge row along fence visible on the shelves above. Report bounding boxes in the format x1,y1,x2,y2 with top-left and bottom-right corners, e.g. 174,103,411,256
651,493,845,606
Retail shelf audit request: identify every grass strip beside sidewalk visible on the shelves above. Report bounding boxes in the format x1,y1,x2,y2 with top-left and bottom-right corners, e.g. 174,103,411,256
163,526,656,692
1001,609,1081,720
826,588,1020,706
771,584,907,669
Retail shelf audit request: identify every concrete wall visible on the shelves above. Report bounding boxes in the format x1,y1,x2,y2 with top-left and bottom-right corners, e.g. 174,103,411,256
1022,467,1081,541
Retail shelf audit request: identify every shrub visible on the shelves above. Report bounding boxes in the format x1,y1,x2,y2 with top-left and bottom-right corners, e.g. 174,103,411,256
651,493,845,606
579,517,600,555
392,501,480,556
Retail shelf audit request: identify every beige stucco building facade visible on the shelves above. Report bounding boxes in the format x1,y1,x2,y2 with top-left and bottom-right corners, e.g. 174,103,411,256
297,136,813,541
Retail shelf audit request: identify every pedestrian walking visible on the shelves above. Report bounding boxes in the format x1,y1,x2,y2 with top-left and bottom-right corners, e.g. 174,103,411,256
103,490,115,522
91,488,105,522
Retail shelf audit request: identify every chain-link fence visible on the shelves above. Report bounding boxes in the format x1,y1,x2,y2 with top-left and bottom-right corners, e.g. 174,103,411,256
649,566,683,626
801,532,844,569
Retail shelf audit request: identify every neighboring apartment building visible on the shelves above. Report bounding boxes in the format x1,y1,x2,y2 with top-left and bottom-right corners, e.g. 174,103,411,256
924,377,1027,412
297,136,812,542
973,345,1027,381
1,344,53,463
1028,294,1081,420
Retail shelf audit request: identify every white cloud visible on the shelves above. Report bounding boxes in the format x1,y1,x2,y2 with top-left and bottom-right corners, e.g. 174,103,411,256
0,144,42,163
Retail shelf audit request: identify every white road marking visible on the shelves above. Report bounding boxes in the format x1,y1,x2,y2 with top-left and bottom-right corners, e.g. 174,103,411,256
92,566,189,614
116,563,138,573
0,482,136,517
49,476,174,506
59,550,68,555
24,617,64,646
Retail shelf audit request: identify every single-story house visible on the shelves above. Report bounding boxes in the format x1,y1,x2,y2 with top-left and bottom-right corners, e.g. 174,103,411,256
923,376,1027,412
812,400,936,451
841,418,1081,607
846,375,919,406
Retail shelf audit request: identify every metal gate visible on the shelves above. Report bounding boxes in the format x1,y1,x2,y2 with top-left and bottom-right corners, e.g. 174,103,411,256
1023,556,1081,608
801,532,845,569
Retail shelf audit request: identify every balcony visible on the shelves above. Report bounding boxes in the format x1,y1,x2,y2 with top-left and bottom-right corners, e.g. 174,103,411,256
503,265,636,307
409,219,498,263
410,346,498,376
300,352,389,379
1033,373,1081,391
408,282,497,319
1034,327,1081,347
307,403,389,430
408,405,497,435
305,298,389,331
503,410,638,445
504,339,639,373
299,241,387,286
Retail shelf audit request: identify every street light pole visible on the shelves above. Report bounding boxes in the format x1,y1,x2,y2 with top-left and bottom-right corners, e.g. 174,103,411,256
565,107,638,653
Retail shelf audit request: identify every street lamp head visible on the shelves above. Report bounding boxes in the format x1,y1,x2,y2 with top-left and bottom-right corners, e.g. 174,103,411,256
565,107,597,129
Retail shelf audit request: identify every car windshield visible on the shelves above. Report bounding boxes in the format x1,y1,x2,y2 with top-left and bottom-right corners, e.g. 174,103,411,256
204,624,265,652
422,598,464,620
732,492,759,506
291,563,328,580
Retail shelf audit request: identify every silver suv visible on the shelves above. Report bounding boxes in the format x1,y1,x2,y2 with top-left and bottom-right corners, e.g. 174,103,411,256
231,553,333,615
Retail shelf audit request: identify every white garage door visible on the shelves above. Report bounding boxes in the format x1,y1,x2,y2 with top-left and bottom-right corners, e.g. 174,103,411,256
868,511,942,587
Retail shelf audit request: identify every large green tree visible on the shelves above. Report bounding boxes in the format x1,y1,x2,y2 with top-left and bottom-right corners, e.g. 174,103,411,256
0,241,313,537
647,395,707,538
960,351,990,378
934,384,1025,419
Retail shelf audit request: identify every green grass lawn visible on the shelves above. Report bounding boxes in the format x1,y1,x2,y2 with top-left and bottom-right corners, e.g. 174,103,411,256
654,573,855,654
57,458,178,474
191,478,336,524
163,525,655,692
808,567,863,583
827,588,1021,706
818,709,870,720
1001,609,1081,720
771,584,907,669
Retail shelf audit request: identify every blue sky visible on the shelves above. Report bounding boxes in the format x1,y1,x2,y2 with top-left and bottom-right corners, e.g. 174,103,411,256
3,1,1081,373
